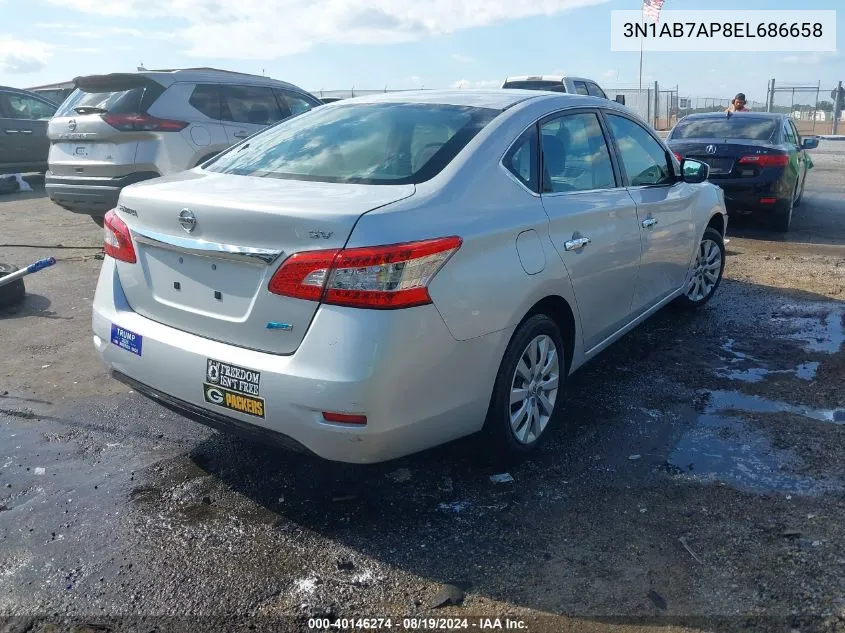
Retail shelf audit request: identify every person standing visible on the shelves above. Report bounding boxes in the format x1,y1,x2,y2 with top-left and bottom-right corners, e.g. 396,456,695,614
726,93,751,112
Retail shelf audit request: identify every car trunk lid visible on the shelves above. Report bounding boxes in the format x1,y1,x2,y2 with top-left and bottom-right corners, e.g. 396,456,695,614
115,170,415,355
670,139,784,178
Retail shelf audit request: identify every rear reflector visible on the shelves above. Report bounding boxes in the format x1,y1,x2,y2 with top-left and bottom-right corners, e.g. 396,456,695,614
103,209,137,263
759,197,778,204
268,236,462,309
322,412,367,425
102,112,189,132
738,154,789,168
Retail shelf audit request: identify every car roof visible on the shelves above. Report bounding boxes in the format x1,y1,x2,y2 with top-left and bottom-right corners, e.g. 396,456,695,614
72,69,308,93
325,89,604,110
681,111,783,120
0,86,59,103
503,75,593,83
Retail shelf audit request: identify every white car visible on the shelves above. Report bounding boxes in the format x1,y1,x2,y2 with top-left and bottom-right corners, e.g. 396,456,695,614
46,68,321,225
93,90,726,464
502,75,626,105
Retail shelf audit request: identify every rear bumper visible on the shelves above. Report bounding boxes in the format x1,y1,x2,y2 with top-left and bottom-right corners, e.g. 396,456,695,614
712,180,789,214
45,171,160,217
92,257,509,463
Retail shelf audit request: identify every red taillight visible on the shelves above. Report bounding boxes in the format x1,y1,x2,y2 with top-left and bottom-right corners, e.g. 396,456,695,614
268,236,462,309
103,209,137,263
101,112,189,132
738,154,789,168
322,412,367,425
759,197,778,204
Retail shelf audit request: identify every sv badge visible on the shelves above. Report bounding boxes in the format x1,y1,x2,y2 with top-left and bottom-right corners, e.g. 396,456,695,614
309,230,333,240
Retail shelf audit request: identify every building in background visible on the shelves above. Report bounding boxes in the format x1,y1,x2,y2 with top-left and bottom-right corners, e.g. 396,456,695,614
26,80,75,105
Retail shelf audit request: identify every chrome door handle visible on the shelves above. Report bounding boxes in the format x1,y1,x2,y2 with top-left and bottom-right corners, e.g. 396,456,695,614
642,218,658,229
233,131,250,139
4,129,19,134
564,237,591,251
19,130,32,134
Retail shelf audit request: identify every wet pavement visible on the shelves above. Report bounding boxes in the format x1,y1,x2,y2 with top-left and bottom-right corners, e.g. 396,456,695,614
1,145,845,632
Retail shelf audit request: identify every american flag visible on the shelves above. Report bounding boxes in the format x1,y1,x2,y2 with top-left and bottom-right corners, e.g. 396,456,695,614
642,0,664,23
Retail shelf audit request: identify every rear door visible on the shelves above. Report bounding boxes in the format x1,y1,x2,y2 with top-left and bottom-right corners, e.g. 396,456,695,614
0,91,56,165
220,84,291,144
538,109,642,351
604,112,696,313
48,74,167,179
782,119,805,192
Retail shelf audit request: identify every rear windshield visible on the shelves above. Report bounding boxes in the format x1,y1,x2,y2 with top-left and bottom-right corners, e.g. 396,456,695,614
503,80,566,93
205,103,500,185
671,117,778,141
56,78,164,117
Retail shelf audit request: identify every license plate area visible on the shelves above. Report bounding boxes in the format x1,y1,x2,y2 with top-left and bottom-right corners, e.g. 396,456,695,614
692,156,734,175
140,246,262,319
54,142,118,162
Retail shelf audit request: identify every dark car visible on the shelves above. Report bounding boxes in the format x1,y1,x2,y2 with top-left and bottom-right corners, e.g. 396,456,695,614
0,86,58,175
666,112,819,232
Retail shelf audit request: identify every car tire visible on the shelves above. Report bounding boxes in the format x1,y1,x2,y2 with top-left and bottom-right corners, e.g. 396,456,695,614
0,263,26,310
482,314,566,463
675,227,725,309
794,176,805,208
770,194,794,233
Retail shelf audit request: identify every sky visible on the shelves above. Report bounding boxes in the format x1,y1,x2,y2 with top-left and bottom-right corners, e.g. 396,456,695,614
0,0,841,103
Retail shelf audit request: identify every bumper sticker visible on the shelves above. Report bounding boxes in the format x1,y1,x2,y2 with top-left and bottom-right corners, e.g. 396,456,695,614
203,383,265,418
110,324,142,356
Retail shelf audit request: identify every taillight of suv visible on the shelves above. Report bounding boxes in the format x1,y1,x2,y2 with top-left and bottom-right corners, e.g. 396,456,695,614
101,113,188,132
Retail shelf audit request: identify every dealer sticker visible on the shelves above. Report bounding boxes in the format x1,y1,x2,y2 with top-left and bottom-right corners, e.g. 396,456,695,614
204,359,264,418
110,324,142,356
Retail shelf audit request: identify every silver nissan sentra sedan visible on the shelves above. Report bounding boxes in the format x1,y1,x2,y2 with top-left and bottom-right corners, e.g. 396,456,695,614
92,89,727,464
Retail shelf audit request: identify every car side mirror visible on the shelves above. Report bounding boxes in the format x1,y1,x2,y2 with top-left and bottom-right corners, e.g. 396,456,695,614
615,94,626,105
681,159,709,184
801,137,819,150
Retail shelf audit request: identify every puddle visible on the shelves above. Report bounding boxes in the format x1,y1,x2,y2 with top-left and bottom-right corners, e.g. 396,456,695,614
668,413,835,495
771,304,845,354
715,362,819,384
706,390,843,424
667,390,845,495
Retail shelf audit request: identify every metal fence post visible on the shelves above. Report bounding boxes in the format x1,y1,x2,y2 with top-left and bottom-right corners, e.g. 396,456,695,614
767,78,775,112
833,81,843,135
653,81,659,128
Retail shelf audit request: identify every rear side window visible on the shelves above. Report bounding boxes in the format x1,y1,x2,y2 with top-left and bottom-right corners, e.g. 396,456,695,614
540,113,615,193
572,81,589,96
586,82,607,99
189,84,221,120
503,125,539,192
1,93,56,120
277,90,317,116
221,85,286,125
502,80,567,93
606,114,673,187
206,102,499,185
671,117,778,141
783,121,797,145
56,77,165,117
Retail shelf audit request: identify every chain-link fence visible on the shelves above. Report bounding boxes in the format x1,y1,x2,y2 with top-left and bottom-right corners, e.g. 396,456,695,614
765,79,844,136
603,84,679,130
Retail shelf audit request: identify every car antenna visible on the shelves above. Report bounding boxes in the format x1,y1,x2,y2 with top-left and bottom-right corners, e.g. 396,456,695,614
726,110,732,119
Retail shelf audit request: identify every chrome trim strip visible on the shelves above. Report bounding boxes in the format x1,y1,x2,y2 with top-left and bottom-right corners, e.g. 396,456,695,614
131,227,283,265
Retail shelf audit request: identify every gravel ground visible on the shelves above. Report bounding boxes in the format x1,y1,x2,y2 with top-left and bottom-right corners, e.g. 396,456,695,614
1,144,844,633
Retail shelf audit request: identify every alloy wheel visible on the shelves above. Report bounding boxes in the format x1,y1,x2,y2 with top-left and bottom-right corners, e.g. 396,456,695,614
685,238,722,302
509,334,560,444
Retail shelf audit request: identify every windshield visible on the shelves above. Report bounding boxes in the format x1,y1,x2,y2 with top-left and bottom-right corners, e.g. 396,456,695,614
503,80,566,93
671,117,778,141
205,102,500,185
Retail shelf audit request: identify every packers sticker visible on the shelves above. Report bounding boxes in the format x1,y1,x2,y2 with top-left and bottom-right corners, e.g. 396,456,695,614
203,383,265,419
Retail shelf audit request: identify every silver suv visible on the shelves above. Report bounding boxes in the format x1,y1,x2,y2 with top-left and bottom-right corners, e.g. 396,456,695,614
46,68,321,225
